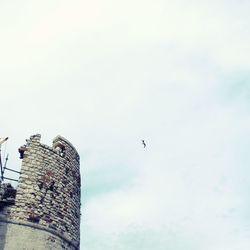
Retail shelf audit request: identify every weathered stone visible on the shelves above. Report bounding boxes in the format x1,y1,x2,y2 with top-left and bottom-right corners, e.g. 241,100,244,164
0,134,81,250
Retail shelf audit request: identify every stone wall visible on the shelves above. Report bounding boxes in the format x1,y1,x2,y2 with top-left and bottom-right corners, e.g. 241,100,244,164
2,223,77,250
0,134,81,250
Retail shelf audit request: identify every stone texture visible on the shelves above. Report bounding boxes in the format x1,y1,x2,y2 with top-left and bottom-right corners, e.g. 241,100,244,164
3,223,74,250
0,134,81,250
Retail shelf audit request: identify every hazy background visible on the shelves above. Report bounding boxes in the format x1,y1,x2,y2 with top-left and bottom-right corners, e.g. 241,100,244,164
1,1,250,249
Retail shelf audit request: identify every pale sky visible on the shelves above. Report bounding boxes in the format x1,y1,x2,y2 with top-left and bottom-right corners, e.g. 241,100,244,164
1,1,250,250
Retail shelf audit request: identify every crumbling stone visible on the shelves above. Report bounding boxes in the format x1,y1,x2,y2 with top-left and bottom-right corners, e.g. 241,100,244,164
0,134,81,250
0,183,16,210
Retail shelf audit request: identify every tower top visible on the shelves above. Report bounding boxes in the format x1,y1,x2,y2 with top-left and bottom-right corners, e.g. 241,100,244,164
0,134,81,250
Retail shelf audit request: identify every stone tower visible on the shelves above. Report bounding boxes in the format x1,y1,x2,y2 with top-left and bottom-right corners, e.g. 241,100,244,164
0,134,81,250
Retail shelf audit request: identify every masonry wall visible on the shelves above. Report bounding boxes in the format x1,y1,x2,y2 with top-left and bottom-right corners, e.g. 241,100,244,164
3,223,75,250
0,134,81,250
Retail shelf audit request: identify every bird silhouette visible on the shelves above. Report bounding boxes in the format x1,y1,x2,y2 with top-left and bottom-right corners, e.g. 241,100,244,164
142,140,146,148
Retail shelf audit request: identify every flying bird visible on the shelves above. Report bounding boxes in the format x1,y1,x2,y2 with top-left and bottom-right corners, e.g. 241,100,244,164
142,140,146,148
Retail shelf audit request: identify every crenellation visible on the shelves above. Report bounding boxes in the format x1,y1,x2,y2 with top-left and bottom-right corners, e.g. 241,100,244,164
0,134,81,250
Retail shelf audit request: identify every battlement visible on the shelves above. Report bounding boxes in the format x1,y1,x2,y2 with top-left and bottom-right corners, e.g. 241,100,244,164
0,134,81,250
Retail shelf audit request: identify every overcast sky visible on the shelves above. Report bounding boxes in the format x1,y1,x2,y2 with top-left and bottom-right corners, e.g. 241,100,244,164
1,1,250,249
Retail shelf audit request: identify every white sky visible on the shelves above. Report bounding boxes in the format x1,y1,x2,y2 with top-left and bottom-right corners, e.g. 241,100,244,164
1,1,250,249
